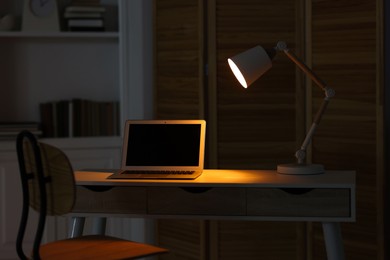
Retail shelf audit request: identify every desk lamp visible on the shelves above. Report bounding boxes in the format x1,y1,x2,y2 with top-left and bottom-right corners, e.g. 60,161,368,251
227,41,335,175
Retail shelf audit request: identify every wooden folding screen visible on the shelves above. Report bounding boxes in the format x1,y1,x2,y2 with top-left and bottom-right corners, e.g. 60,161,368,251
154,0,383,259
310,1,381,259
208,0,306,259
154,1,206,259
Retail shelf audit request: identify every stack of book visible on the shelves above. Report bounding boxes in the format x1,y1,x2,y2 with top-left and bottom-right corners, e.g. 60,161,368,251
0,122,41,141
64,0,106,31
40,99,120,138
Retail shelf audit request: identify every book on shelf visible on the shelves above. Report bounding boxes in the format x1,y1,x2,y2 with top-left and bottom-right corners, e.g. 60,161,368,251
68,19,104,27
67,0,103,7
65,5,107,13
64,12,103,19
67,19,104,31
40,99,120,138
64,2,107,31
0,122,42,140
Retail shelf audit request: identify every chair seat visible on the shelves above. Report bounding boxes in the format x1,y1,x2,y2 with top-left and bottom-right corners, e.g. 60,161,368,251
39,235,168,260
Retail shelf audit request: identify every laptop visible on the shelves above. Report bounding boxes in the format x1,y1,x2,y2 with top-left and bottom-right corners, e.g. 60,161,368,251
108,119,206,180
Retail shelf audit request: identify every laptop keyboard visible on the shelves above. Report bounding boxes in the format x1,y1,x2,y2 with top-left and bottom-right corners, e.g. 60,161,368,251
122,170,195,175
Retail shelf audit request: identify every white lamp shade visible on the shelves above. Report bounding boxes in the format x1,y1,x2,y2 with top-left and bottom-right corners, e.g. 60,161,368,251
228,45,272,88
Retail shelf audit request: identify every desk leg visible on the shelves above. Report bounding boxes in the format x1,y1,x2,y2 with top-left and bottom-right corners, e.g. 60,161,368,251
92,217,107,235
69,217,85,238
322,222,345,260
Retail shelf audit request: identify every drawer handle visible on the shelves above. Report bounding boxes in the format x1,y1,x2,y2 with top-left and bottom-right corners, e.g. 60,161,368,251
280,188,313,195
180,187,212,194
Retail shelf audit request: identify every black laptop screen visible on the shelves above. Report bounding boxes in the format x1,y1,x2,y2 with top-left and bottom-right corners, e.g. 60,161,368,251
126,124,201,166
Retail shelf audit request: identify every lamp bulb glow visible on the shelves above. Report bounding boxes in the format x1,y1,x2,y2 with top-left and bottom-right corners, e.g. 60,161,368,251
228,58,248,88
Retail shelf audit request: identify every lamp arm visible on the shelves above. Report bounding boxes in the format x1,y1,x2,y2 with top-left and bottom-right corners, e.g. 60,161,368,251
276,41,335,164
295,97,330,163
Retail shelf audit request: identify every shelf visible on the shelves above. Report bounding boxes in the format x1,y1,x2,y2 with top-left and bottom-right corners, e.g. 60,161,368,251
0,136,122,151
0,0,143,138
0,31,119,39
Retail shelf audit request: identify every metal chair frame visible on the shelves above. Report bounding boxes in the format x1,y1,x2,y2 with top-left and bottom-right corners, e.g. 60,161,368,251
16,130,48,260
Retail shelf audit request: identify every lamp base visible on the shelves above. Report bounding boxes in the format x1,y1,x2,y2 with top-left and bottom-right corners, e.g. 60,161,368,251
277,163,324,175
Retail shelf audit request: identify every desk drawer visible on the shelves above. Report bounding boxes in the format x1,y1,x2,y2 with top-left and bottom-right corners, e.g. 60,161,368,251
73,186,147,214
247,188,350,218
148,187,246,216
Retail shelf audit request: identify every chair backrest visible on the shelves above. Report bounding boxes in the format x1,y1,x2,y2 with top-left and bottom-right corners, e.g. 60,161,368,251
16,130,76,259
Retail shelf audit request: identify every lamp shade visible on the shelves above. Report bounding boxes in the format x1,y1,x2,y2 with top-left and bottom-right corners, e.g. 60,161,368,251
228,45,272,88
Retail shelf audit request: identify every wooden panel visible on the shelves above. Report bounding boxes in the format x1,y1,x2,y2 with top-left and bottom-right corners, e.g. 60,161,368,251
158,219,204,260
215,221,304,260
154,1,205,259
148,187,246,215
73,186,147,214
212,0,305,259
154,0,204,119
310,0,379,259
215,0,303,170
247,188,350,218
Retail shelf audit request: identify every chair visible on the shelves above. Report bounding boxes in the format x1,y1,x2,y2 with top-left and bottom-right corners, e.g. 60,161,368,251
16,130,168,260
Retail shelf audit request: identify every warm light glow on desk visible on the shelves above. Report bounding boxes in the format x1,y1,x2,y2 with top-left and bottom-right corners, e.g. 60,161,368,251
228,41,335,175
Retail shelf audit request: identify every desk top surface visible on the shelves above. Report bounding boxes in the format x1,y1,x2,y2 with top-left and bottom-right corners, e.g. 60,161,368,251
74,169,355,189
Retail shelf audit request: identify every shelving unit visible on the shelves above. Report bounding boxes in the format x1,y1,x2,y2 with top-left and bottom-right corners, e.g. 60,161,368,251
0,31,119,38
0,1,154,258
0,0,122,138
0,0,154,134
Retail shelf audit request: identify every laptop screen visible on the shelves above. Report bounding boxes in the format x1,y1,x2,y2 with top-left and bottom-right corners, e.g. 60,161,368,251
121,120,206,170
126,124,200,166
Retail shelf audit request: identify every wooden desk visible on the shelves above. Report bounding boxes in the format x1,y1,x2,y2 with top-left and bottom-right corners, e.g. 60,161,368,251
72,169,355,260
